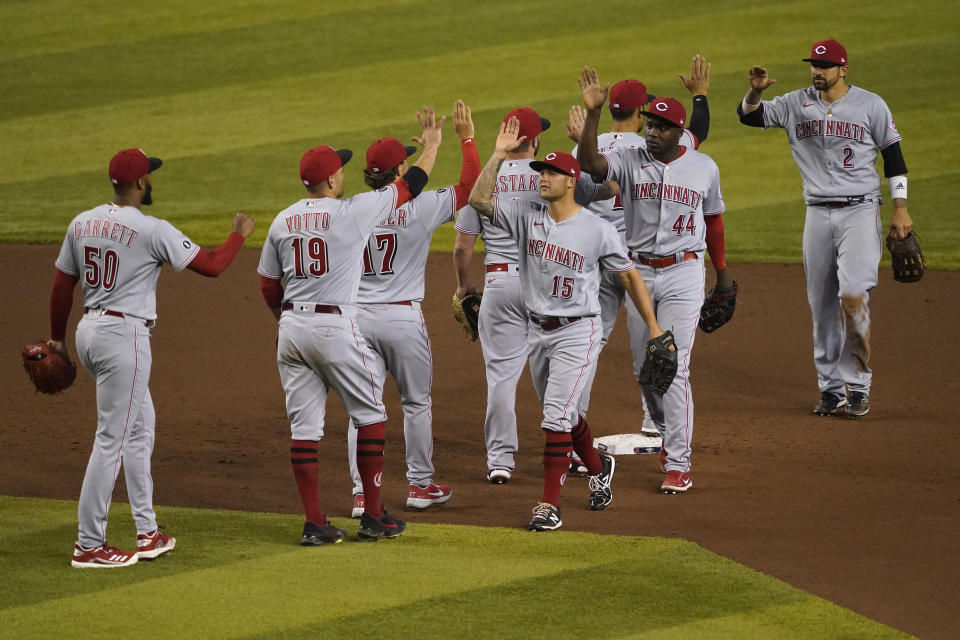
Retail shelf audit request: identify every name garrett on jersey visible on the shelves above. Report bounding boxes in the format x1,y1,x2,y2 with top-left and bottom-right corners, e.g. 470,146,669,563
74,218,140,247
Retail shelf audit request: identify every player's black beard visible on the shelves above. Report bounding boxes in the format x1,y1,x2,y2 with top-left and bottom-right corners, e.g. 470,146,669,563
141,183,153,206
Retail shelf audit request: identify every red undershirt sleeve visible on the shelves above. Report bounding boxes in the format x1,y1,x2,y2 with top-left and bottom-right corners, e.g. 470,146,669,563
50,269,79,340
259,275,283,309
187,232,245,277
453,138,481,210
394,178,413,208
704,214,726,271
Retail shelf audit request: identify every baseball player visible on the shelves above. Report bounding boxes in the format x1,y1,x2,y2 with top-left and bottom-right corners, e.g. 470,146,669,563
50,148,255,568
453,107,608,484
738,39,913,418
578,67,730,494
257,108,444,544
469,117,667,530
345,100,481,516
565,57,723,451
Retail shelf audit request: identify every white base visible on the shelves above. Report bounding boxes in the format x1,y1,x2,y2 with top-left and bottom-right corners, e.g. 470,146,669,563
594,433,662,455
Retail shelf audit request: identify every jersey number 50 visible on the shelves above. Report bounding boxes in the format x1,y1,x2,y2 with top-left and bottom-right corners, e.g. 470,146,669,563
83,245,119,290
290,237,328,278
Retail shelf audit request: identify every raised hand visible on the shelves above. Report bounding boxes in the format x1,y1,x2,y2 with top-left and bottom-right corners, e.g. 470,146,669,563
412,106,446,147
578,66,608,110
564,105,586,143
233,213,256,238
452,99,474,140
748,66,776,93
495,116,527,155
680,54,711,96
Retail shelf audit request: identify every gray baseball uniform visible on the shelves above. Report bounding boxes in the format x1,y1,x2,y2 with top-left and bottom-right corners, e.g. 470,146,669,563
491,196,632,432
572,129,698,414
749,86,900,397
56,203,201,548
601,144,725,474
455,163,599,473
257,185,408,440
345,187,458,492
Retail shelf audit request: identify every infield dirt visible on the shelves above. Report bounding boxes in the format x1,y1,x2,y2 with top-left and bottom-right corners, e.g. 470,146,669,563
2,247,957,639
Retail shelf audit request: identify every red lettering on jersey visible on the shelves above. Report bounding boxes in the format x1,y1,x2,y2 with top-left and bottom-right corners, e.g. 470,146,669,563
544,243,556,261
397,209,406,226
528,174,539,191
527,238,545,257
90,219,99,236
126,230,139,246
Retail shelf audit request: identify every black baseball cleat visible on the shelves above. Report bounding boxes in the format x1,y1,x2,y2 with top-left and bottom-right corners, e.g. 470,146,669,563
588,453,616,510
846,391,870,417
813,392,847,416
301,521,347,546
357,507,406,541
528,502,562,532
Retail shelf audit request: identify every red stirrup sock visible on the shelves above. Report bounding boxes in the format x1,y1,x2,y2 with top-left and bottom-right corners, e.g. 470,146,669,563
356,422,386,517
290,440,327,526
571,415,603,475
541,429,573,507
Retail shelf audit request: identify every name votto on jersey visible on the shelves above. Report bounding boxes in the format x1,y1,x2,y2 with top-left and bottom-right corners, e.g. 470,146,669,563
526,238,585,273
795,119,867,142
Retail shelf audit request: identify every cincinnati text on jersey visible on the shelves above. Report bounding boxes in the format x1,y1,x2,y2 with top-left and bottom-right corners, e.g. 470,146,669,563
74,218,140,247
526,238,585,273
794,119,868,142
629,183,703,209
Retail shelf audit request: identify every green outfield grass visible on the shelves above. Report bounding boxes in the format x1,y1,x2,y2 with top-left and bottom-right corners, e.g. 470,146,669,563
0,496,914,640
0,0,956,267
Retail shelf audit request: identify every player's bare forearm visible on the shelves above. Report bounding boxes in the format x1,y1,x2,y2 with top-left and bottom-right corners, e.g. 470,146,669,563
618,268,664,338
468,152,506,218
577,107,608,180
453,234,478,298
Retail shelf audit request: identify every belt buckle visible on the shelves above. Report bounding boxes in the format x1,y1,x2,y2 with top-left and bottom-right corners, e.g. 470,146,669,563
847,195,865,205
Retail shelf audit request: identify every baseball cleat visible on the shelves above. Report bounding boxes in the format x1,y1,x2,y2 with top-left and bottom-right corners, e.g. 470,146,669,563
406,482,452,509
661,470,693,494
301,521,347,546
351,493,365,519
358,506,406,541
813,392,847,416
568,452,589,476
588,453,616,510
640,412,660,437
528,502,563,532
846,391,870,417
487,468,511,484
71,542,138,569
136,526,177,559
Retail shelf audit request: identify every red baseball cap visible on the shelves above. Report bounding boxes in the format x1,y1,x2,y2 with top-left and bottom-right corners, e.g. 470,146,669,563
609,79,652,110
504,107,551,141
300,146,353,186
641,97,686,128
109,148,162,186
530,151,580,181
366,137,417,173
803,39,848,67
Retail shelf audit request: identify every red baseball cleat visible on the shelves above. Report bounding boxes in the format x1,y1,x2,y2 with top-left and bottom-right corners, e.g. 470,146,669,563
661,470,693,494
406,482,452,509
136,526,177,560
71,542,139,569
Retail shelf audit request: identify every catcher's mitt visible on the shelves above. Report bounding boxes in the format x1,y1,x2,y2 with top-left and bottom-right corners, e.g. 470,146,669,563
452,291,482,342
638,330,678,395
22,342,76,394
698,280,739,333
886,231,923,283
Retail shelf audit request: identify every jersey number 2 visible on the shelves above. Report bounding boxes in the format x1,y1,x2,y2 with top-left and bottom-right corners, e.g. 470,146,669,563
83,246,119,290
290,237,328,278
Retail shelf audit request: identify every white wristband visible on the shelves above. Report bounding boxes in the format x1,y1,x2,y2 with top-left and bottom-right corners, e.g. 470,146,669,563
889,176,907,200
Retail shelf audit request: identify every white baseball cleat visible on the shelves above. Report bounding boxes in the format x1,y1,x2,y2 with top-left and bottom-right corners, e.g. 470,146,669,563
487,468,511,484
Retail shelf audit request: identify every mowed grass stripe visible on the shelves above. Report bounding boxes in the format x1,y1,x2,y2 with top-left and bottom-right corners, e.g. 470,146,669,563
0,497,912,640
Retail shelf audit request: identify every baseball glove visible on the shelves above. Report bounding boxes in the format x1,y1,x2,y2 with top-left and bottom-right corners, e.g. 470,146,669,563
452,291,482,342
638,331,678,395
698,280,739,333
22,342,76,394
886,231,924,283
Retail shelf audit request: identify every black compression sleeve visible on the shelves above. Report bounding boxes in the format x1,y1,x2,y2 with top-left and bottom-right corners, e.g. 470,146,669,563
401,166,429,197
880,142,908,178
737,101,765,127
687,95,709,143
